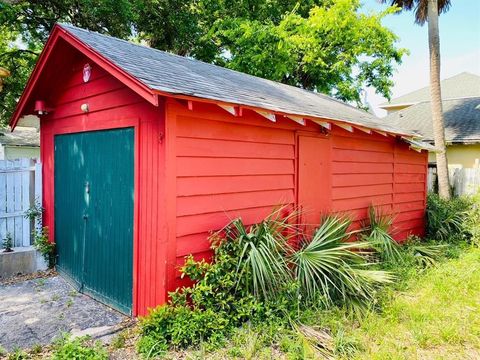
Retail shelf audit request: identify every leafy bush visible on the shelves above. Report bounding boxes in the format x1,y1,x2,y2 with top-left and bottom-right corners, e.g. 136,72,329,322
51,335,107,360
138,209,392,356
426,193,472,242
24,199,44,225
464,192,480,246
138,214,285,356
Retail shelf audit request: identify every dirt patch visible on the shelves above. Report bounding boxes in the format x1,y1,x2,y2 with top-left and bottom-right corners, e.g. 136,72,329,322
0,275,127,352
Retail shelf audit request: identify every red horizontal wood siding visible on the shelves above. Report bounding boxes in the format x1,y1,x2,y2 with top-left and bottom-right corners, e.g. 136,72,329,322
165,101,298,288
331,133,427,240
166,100,427,290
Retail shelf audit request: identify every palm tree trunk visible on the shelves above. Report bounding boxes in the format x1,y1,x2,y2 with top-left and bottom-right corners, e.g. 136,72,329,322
428,0,450,199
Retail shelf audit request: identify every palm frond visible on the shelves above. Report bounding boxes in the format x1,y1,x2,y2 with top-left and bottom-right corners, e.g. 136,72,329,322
381,0,452,24
292,322,334,360
363,205,402,263
217,206,298,300
291,215,392,307
408,242,447,267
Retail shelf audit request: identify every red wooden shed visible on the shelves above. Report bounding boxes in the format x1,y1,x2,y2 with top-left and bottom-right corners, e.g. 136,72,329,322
11,24,432,316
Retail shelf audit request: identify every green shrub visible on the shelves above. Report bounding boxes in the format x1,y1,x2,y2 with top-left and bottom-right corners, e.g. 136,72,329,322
138,214,288,357
25,200,56,268
465,192,480,246
51,335,107,360
426,193,472,242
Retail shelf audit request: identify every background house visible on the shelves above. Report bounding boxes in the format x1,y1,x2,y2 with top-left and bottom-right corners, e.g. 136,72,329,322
380,72,480,169
0,126,39,160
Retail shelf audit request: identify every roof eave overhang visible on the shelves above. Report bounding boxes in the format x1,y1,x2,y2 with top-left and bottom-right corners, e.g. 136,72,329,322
379,101,417,109
447,139,480,145
10,24,159,130
151,89,416,138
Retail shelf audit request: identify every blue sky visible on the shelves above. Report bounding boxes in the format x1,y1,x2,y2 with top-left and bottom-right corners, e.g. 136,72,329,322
362,0,480,116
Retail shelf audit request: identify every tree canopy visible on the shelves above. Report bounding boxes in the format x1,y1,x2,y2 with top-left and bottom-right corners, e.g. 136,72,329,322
0,0,406,125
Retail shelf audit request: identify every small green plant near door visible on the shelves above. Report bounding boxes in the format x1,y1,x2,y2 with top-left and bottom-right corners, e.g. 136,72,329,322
33,227,55,268
2,233,13,252
25,200,55,268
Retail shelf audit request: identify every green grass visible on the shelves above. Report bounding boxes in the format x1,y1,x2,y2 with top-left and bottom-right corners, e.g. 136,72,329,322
346,245,480,359
179,246,480,359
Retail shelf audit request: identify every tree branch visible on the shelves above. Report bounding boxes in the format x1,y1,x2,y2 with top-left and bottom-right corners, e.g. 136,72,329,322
0,49,39,59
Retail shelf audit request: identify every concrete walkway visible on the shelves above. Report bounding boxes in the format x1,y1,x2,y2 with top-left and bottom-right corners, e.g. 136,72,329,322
0,276,127,352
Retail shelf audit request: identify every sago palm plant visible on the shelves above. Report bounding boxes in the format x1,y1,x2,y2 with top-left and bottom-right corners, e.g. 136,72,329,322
363,205,402,263
221,208,392,309
291,215,392,307
219,206,297,300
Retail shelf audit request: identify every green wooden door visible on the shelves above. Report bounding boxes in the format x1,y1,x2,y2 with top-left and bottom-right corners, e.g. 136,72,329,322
55,128,134,314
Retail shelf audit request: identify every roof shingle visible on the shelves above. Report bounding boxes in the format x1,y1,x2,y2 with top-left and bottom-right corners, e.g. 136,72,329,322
385,97,480,143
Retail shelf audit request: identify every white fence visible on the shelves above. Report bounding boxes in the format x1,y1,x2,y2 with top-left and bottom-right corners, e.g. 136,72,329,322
428,167,480,196
0,159,42,247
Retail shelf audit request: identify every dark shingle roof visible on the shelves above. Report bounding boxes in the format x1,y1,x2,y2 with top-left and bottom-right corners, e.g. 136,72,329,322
380,72,480,108
59,24,414,136
385,97,480,143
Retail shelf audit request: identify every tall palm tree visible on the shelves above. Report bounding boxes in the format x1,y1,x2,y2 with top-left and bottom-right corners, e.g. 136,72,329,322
382,0,452,199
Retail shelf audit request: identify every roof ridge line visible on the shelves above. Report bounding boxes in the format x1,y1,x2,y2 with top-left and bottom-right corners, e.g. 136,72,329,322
405,95,480,107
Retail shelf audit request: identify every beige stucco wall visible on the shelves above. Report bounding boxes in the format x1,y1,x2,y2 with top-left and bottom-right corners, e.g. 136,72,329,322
428,143,480,168
3,146,40,160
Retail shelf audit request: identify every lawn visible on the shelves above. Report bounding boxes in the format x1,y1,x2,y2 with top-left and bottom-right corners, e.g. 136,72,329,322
180,245,480,359
348,246,480,359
